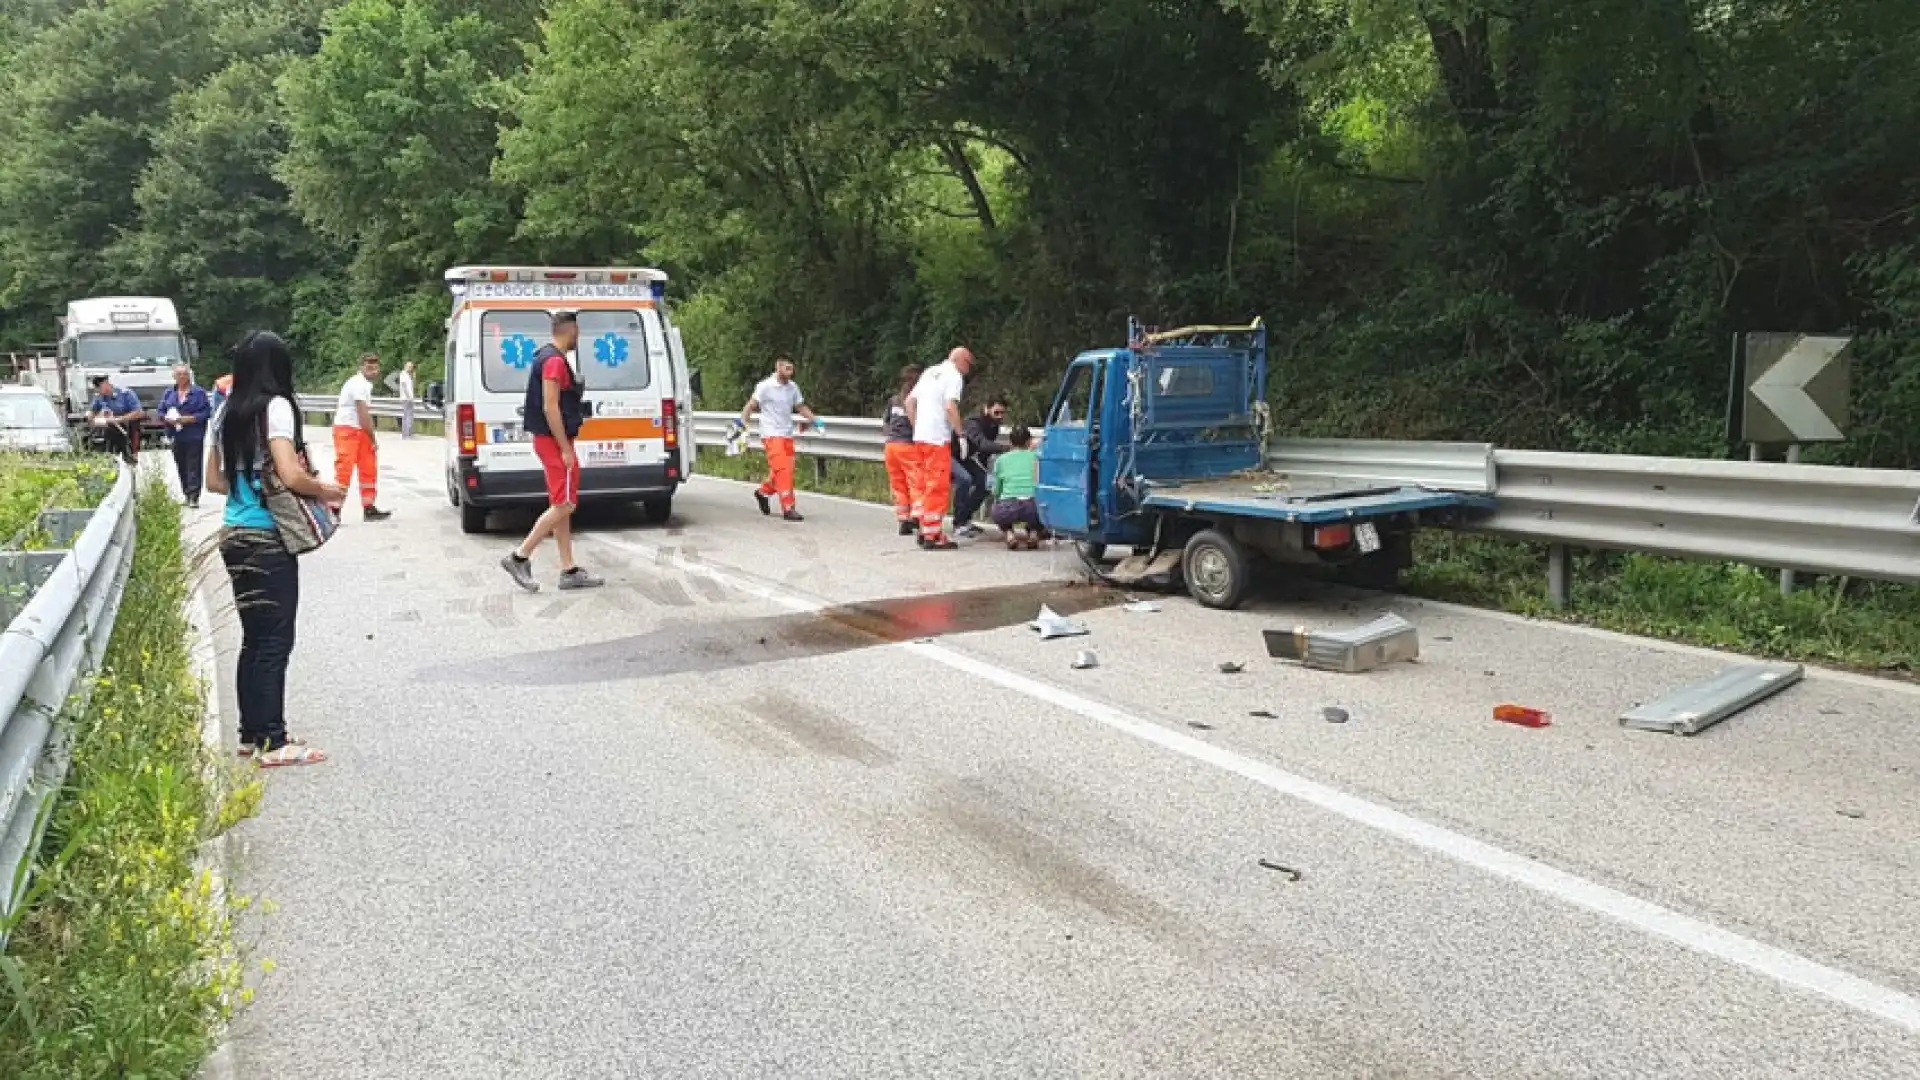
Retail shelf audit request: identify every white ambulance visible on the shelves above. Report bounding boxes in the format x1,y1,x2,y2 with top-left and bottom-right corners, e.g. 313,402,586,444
429,266,697,533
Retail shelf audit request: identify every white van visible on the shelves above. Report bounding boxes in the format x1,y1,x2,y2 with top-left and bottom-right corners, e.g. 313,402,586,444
429,266,697,533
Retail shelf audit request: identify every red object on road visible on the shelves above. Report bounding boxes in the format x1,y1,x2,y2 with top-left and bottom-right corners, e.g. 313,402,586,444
1493,704,1553,728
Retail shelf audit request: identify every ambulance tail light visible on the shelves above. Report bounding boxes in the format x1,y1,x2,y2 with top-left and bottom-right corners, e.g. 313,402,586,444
661,397,678,450
458,403,477,457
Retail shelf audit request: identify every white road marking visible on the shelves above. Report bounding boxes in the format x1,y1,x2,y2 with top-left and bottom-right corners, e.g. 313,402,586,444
587,531,1920,1035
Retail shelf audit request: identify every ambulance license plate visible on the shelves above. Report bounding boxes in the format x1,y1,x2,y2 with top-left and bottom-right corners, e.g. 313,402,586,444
1355,523,1382,554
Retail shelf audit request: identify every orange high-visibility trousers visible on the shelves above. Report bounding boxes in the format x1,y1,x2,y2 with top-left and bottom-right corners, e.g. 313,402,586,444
884,442,918,522
914,442,951,540
758,436,797,513
332,426,378,509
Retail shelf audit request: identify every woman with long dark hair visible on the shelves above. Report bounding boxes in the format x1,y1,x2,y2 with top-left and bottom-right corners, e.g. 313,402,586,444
204,331,345,767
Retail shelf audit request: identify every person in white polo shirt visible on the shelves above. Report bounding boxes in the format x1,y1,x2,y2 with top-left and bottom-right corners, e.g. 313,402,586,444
332,352,391,521
735,355,820,522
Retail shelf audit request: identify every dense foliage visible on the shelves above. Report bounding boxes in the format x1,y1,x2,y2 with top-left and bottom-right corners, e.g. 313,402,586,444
2,0,1916,464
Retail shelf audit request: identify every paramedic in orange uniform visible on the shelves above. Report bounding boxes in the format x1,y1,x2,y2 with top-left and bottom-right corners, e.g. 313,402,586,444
739,355,818,522
881,363,922,536
331,353,391,521
905,346,972,550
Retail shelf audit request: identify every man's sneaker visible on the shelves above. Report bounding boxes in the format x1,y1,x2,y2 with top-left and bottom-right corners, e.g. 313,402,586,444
558,567,605,590
922,535,958,551
897,520,915,536
754,492,771,516
363,506,393,522
783,510,805,522
956,523,983,539
501,553,538,593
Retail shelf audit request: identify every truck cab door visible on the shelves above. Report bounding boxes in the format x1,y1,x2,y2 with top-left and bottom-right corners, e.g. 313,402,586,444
1036,358,1103,538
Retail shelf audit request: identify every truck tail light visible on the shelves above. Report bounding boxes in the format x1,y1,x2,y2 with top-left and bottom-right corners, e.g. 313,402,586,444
458,403,476,457
1311,524,1353,550
661,397,678,449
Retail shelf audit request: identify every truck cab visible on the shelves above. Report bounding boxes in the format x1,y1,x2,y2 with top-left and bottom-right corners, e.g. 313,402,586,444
57,297,197,429
1037,319,1491,609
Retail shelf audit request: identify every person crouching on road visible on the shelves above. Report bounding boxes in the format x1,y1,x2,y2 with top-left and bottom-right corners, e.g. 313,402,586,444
159,363,212,508
739,354,819,522
951,396,1009,539
989,426,1046,550
204,331,344,767
881,363,922,536
501,311,604,593
332,353,391,521
905,346,972,550
88,375,144,464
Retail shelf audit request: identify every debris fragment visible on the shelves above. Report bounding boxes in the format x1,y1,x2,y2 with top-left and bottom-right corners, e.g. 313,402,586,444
1029,604,1089,640
1123,600,1162,613
1618,662,1803,736
1838,808,1865,820
1264,613,1419,673
1071,649,1099,670
1433,635,1454,643
1493,704,1552,729
1218,661,1245,674
1321,706,1350,724
1248,710,1277,719
1187,721,1216,731
1257,860,1302,881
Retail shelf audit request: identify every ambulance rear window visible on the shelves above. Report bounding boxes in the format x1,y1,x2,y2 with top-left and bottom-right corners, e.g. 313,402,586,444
480,311,552,393
578,310,652,391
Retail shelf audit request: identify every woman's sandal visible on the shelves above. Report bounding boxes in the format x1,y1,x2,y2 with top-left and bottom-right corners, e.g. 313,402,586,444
255,743,328,768
238,736,307,758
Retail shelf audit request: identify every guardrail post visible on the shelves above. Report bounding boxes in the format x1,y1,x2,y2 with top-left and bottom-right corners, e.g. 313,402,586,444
1779,444,1801,596
1547,544,1571,609
813,457,829,484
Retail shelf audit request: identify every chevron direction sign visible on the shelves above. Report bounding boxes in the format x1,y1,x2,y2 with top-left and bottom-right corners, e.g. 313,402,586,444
1729,333,1851,445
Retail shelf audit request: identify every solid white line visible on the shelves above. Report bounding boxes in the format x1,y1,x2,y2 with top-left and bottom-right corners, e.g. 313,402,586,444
586,531,1920,1034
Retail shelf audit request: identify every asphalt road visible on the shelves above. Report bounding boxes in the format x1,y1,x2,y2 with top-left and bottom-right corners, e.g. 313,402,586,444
175,434,1920,1079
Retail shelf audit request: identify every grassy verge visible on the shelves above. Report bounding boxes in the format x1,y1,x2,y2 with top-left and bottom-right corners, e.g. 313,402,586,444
696,448,1920,674
0,480,262,1079
0,454,116,547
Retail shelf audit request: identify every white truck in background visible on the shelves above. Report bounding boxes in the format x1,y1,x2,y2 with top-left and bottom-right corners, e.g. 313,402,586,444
22,297,198,432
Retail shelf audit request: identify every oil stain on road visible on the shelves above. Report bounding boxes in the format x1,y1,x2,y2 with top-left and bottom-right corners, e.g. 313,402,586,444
417,580,1120,685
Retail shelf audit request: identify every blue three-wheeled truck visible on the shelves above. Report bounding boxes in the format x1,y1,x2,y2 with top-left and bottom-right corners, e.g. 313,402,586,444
1035,319,1494,610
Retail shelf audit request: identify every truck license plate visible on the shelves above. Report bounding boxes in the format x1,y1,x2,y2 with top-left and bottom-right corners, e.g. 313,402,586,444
1355,523,1382,554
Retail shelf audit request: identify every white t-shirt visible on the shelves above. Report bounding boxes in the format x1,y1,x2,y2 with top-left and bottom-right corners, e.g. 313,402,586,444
910,361,965,445
753,376,806,438
207,397,298,470
396,371,415,401
333,373,373,429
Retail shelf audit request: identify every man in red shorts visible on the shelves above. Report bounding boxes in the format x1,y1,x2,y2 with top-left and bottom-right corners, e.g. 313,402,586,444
501,310,604,592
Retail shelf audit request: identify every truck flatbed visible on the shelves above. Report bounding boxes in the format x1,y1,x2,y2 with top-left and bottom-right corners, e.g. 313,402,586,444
1139,475,1491,524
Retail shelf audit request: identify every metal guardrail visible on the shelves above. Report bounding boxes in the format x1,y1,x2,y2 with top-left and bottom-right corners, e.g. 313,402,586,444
0,463,137,936
286,399,1919,593
295,394,435,423
682,411,1920,596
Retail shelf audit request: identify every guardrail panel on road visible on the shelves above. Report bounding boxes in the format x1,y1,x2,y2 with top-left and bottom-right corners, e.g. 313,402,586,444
0,464,137,935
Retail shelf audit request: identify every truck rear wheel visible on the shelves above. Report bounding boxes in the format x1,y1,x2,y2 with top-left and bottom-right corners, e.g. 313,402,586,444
1183,529,1252,610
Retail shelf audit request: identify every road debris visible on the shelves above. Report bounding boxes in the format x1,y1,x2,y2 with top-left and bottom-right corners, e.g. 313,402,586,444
1071,649,1099,670
1493,704,1552,729
1264,613,1419,673
1257,860,1302,881
1218,661,1245,674
1618,662,1803,736
1321,706,1350,724
1187,721,1216,731
1838,808,1866,820
1029,604,1090,640
1248,710,1278,719
1123,597,1162,613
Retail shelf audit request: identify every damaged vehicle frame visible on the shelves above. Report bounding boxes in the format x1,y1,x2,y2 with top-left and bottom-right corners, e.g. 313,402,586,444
1035,318,1494,610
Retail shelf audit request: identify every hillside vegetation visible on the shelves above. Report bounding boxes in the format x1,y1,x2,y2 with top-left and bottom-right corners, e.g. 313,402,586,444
0,0,1915,467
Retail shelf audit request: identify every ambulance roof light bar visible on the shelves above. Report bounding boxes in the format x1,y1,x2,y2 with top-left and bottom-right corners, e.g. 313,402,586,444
443,266,669,286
